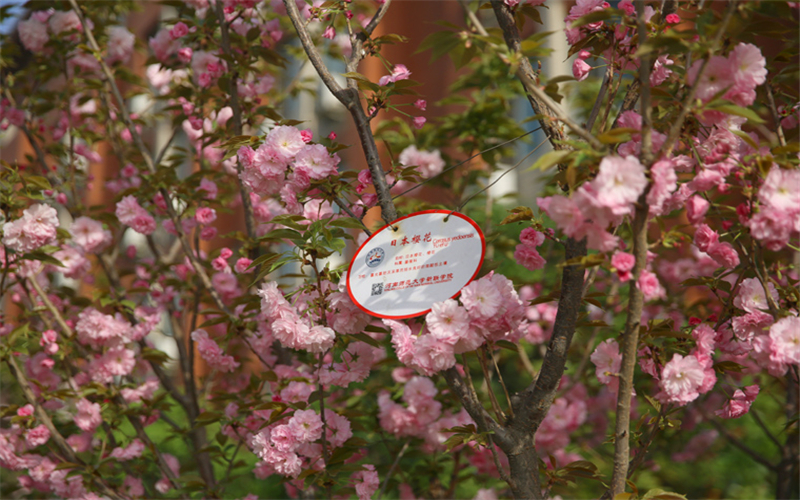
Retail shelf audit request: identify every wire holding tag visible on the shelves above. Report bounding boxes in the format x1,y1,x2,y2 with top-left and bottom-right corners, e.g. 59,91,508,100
446,137,549,218
392,127,543,201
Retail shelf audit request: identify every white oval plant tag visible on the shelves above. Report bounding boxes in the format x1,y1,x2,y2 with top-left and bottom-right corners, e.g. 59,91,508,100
347,210,485,319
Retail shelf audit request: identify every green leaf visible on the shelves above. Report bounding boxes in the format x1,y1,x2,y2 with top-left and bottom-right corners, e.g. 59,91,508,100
141,347,172,366
349,333,382,348
494,340,518,352
499,206,534,225
25,175,51,190
259,228,303,242
54,462,83,471
329,217,367,230
21,251,64,268
570,8,620,29
642,489,687,500
247,252,281,270
597,127,638,144
527,150,572,171
195,411,223,425
705,103,765,124
341,72,372,84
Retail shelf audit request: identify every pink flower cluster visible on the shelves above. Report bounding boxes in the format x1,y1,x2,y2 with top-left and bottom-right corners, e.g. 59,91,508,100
564,0,610,45
378,64,411,86
538,155,647,251
238,125,341,213
693,224,740,268
398,145,445,179
191,329,240,372
250,409,350,478
688,43,767,125
109,438,145,461
70,217,112,253
115,196,156,235
75,308,132,348
74,399,102,432
2,204,59,253
514,227,546,271
748,166,800,250
385,273,526,376
351,464,380,500
377,375,474,452
715,385,759,419
752,316,800,377
191,50,227,87
257,282,336,353
88,346,136,383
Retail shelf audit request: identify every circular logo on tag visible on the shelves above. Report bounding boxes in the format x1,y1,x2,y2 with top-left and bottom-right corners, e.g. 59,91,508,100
365,247,385,268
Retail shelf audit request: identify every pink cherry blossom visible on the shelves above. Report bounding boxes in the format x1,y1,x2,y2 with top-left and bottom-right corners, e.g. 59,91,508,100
427,299,472,343
398,146,445,178
733,278,778,313
686,196,710,225
294,144,339,179
75,308,131,348
611,251,635,282
74,398,102,432
25,425,50,448
660,354,706,406
288,409,323,443
768,316,800,365
460,277,502,319
693,224,719,253
590,339,621,391
514,244,545,271
18,19,49,53
70,217,112,253
591,155,647,215
106,26,135,65
2,203,60,253
352,464,379,500
572,59,591,81
191,329,240,372
109,438,145,461
715,385,759,419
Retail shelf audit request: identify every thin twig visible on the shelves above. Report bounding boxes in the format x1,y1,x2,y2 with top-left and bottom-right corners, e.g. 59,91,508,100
704,411,777,470
473,1,604,150
392,127,542,200
765,85,787,147
5,356,125,500
658,1,737,157
213,0,258,247
750,409,783,451
478,347,506,422
488,343,514,419
27,277,74,338
378,440,409,499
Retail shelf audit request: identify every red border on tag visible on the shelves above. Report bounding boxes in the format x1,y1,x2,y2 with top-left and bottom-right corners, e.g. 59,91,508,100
346,210,486,319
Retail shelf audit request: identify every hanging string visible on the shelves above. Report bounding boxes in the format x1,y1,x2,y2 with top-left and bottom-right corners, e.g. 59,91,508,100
443,137,549,222
392,126,543,201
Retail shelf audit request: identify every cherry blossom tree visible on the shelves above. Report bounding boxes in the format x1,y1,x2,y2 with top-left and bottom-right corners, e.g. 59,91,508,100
1,1,798,499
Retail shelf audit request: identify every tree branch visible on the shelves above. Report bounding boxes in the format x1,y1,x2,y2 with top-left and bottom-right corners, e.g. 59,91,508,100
609,5,654,495
213,1,257,247
282,0,397,224
488,1,603,150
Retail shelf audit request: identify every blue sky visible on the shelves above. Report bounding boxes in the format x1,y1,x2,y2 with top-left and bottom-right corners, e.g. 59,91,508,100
0,0,26,35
